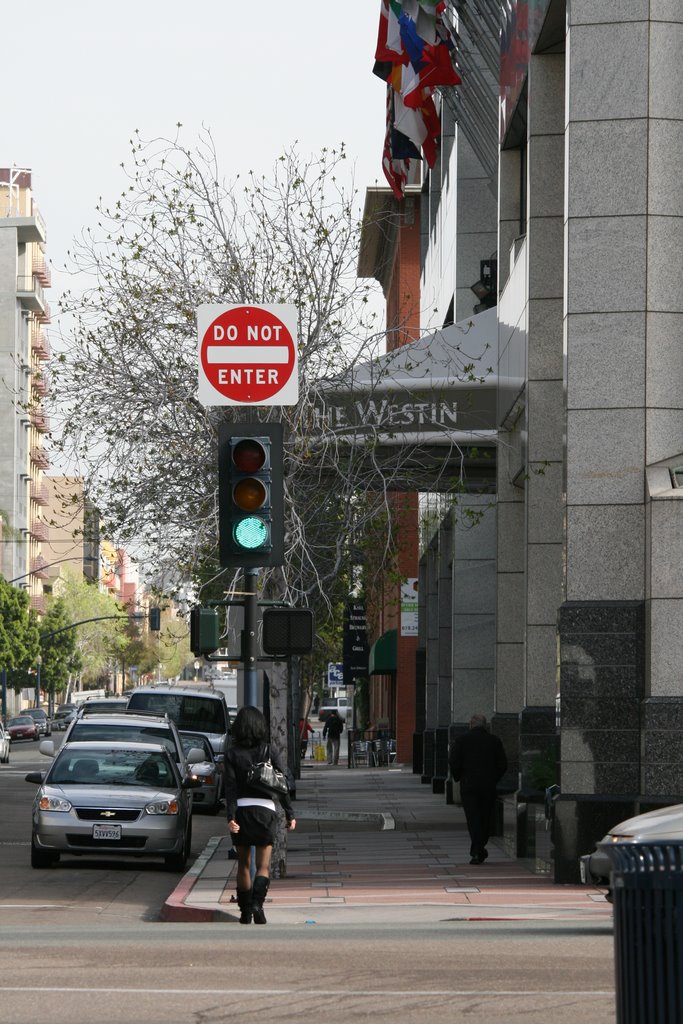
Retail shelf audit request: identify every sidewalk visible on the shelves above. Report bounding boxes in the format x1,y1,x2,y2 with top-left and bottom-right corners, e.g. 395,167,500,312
161,760,611,924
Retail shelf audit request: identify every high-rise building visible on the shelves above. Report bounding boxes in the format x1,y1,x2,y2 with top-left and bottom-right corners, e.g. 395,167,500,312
0,168,51,610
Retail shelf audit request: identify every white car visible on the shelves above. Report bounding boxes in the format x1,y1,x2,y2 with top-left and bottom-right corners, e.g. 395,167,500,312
580,803,683,890
0,722,10,764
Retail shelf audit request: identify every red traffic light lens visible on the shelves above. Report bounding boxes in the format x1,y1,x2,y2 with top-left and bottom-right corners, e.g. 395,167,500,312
232,438,266,473
233,478,267,511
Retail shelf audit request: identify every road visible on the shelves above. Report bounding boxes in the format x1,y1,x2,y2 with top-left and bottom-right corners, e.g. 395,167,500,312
0,739,616,1024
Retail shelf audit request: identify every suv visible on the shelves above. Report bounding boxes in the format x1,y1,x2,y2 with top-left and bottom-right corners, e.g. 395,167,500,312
24,707,52,736
126,685,231,763
39,712,203,779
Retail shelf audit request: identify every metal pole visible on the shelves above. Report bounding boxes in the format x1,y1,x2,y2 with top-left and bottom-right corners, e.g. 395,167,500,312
35,655,42,708
1,669,6,724
243,568,259,707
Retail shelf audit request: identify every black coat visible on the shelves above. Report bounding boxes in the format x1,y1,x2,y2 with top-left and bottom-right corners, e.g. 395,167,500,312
449,727,507,794
224,744,294,822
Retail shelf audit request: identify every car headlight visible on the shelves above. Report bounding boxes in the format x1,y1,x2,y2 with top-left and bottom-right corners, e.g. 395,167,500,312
609,834,634,842
39,796,72,812
144,799,179,815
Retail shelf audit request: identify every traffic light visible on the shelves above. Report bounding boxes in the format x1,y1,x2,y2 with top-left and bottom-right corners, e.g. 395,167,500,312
149,607,161,632
218,422,284,568
262,607,314,656
190,607,220,656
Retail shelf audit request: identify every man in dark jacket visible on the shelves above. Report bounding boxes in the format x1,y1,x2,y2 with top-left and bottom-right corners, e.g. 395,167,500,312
449,714,507,864
322,709,344,765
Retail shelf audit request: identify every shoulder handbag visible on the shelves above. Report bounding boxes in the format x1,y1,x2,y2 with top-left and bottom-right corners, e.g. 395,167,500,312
246,744,289,797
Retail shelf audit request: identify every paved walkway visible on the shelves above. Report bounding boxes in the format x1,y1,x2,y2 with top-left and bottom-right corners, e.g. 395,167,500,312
162,761,611,924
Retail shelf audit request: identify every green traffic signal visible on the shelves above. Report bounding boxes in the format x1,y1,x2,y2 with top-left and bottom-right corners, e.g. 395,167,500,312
218,423,284,568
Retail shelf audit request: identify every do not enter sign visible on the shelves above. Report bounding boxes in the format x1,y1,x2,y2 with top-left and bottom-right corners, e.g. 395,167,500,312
197,303,298,406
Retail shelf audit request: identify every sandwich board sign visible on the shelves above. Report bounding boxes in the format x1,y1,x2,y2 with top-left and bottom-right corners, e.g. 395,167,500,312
197,303,298,406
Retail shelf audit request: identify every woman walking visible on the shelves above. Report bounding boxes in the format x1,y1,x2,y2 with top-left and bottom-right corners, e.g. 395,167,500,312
224,706,296,924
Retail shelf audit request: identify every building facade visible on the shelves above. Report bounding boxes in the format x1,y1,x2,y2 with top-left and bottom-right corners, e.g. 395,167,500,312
0,169,51,611
371,1,683,880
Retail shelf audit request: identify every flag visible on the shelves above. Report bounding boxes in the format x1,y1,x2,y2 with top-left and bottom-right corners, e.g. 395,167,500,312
373,0,460,189
375,0,407,65
382,87,411,200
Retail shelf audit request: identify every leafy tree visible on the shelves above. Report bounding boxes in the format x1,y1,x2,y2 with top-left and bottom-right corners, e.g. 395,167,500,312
52,567,129,685
0,577,40,691
39,598,81,699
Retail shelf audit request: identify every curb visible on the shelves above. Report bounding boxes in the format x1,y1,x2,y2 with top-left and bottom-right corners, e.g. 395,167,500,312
160,836,235,923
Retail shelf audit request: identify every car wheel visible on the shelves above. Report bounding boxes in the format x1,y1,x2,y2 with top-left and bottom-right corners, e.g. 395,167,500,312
208,798,222,815
31,839,59,869
164,822,191,872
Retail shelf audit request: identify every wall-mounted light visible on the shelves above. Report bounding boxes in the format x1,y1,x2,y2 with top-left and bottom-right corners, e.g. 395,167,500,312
470,258,498,313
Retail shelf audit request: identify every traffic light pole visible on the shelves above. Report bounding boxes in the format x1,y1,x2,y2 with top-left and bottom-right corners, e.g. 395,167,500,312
243,567,259,707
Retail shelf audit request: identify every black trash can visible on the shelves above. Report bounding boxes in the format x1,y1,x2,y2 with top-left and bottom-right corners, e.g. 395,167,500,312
601,841,683,1024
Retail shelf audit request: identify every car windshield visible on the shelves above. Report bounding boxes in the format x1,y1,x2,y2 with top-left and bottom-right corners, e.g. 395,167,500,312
68,722,178,758
180,733,213,760
49,748,177,788
55,707,75,717
26,709,46,718
10,717,32,726
128,693,226,733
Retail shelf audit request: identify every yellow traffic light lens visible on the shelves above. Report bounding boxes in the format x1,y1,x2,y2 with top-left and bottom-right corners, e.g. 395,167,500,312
233,438,266,473
234,516,269,549
233,478,267,511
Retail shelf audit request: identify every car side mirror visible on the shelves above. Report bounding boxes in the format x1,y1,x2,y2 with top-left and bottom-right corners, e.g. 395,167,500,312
186,747,206,765
39,739,55,758
181,776,203,789
25,771,44,784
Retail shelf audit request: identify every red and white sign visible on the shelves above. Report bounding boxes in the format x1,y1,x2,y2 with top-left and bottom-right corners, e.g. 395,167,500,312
197,303,298,406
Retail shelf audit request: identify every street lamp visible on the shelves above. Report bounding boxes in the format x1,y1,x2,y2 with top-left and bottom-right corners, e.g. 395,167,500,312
193,659,200,683
35,654,42,709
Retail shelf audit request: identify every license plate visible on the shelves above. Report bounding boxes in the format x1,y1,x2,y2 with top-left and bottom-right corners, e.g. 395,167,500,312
92,823,121,841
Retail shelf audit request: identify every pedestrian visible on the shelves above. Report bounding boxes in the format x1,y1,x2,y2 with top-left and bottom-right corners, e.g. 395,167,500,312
448,714,507,865
299,716,314,759
322,708,344,765
224,705,296,924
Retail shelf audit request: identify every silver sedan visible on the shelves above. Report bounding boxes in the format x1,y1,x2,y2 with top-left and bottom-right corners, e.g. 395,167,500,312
180,731,223,814
25,740,200,870
0,722,10,764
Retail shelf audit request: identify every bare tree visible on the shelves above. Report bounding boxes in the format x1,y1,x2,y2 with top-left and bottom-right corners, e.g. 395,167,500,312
52,129,489,616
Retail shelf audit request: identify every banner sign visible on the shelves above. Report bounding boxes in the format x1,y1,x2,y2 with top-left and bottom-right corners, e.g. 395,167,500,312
400,578,419,637
343,600,369,683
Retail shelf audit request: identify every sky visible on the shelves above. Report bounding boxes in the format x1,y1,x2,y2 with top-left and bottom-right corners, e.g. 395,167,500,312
3,0,387,313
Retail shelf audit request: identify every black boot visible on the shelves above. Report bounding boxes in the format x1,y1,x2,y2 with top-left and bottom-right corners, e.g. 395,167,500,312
252,875,270,925
236,888,253,924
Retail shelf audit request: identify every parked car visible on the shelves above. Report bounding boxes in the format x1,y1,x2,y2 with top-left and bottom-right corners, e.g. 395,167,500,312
7,715,39,742
25,740,200,870
39,713,204,786
579,802,683,895
127,685,231,764
180,731,222,814
0,722,10,763
53,705,77,731
23,707,52,737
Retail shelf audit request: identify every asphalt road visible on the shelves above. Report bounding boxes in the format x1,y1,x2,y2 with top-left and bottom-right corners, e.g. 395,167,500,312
0,740,616,1024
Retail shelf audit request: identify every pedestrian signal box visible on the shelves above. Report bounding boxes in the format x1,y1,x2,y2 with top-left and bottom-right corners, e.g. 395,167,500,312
190,607,220,656
262,607,314,656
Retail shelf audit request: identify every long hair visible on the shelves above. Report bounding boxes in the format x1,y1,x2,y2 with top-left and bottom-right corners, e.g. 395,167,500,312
232,705,268,748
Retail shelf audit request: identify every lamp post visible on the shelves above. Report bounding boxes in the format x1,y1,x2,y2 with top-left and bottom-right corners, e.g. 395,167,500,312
35,654,42,709
193,659,200,683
